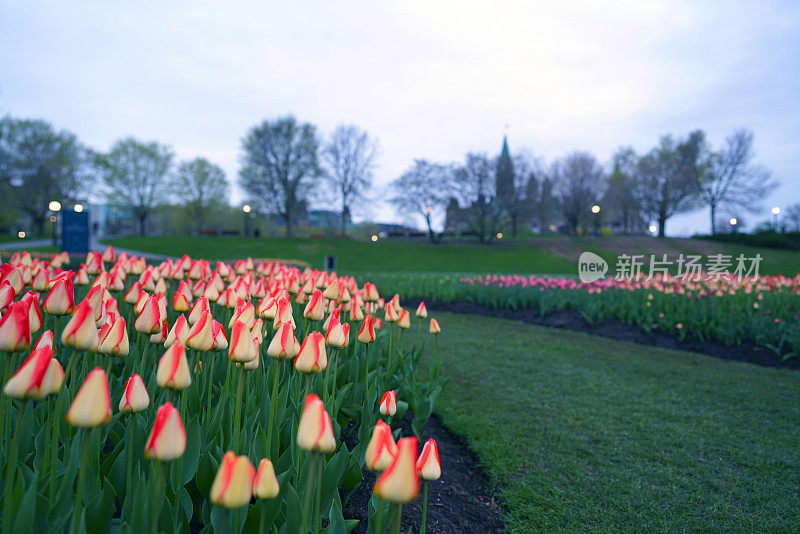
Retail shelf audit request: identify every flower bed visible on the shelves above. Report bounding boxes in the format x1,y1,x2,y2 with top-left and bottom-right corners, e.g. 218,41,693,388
0,248,445,533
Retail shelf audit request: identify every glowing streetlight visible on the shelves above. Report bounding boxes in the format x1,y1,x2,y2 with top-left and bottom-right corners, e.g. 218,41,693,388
371,235,378,242
590,205,600,214
648,225,657,234
242,204,251,213
17,231,26,239
772,206,780,231
74,204,84,213
49,200,62,212
772,206,780,215
730,218,737,226
496,232,503,239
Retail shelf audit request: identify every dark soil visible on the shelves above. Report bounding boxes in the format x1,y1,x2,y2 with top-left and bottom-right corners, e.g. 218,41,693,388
342,412,505,534
406,298,800,371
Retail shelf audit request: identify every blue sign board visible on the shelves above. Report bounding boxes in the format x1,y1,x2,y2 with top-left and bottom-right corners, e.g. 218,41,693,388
62,211,90,253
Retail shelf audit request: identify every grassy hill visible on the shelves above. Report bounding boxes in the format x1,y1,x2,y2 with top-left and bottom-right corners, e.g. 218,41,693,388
103,235,800,276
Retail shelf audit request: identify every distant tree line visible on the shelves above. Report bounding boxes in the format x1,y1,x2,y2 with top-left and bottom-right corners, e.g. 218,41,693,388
0,111,776,240
389,128,777,242
0,114,378,238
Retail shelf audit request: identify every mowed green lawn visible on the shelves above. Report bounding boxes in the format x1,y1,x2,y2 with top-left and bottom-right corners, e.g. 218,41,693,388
104,236,800,275
427,311,800,532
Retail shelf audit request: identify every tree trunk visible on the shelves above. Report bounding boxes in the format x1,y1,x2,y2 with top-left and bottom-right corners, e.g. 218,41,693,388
658,216,666,238
340,210,347,237
34,215,45,238
511,213,518,238
709,204,716,235
285,210,293,238
425,213,437,244
139,214,147,236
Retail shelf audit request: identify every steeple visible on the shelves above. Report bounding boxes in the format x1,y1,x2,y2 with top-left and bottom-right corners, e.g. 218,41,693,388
496,135,514,203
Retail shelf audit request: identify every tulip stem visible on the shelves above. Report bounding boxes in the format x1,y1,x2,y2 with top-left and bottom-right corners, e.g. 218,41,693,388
206,354,217,416
71,428,91,534
258,500,267,534
126,416,135,512
323,348,336,406
392,503,402,534
232,364,245,452
3,400,27,534
421,481,429,534
266,360,280,457
364,343,370,393
331,348,340,408
151,461,164,534
300,452,318,534
313,453,323,534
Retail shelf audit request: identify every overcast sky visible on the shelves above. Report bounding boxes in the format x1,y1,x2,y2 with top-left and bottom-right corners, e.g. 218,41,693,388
2,1,798,235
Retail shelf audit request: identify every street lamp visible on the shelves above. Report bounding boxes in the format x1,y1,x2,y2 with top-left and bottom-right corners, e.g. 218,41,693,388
242,205,251,237
74,204,84,213
648,224,657,234
590,205,600,214
730,218,738,233
772,206,780,231
49,201,62,246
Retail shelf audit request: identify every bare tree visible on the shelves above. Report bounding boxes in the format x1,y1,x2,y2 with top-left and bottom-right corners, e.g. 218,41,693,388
0,116,91,236
510,150,544,237
635,131,705,237
783,203,800,232
700,129,777,234
552,151,605,233
604,147,639,234
239,116,320,238
172,157,229,236
95,137,173,236
452,152,498,243
321,124,378,236
390,160,451,243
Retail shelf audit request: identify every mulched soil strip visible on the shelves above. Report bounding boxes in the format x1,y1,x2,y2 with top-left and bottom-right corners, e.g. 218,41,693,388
342,412,505,534
405,298,800,371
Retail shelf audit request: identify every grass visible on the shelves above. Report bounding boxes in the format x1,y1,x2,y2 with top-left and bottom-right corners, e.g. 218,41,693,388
427,311,800,532
105,235,800,276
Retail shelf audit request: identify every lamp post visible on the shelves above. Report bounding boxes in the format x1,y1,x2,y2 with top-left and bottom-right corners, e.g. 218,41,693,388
590,204,600,234
771,206,780,232
48,201,62,246
242,204,251,237
729,218,738,233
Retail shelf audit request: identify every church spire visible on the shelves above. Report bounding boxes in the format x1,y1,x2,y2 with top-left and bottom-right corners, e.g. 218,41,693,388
496,135,514,203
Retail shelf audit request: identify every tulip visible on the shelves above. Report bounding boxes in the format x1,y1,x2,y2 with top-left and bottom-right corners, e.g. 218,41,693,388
0,280,14,312
357,314,376,344
0,302,31,352
417,438,441,481
303,289,326,322
173,285,192,312
119,373,150,413
61,302,99,352
272,297,295,328
31,268,49,291
267,322,299,360
188,297,209,325
134,294,162,334
99,316,130,357
295,331,327,374
228,299,256,330
32,329,55,353
429,318,441,334
41,357,64,395
75,266,90,285
186,310,214,351
3,346,53,399
209,451,256,508
156,344,192,390
363,282,379,302
374,436,420,503
149,319,169,345
229,320,257,363
165,314,190,348
365,420,398,472
144,402,186,461
397,309,411,329
296,393,336,453
384,302,399,323
379,390,397,417
123,281,143,305
66,368,112,427
253,458,280,499
1,265,23,294
212,319,229,351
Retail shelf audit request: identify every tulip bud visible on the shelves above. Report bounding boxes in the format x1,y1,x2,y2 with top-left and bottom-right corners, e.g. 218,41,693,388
102,245,115,263
20,291,42,334
3,346,53,399
415,301,428,318
173,283,192,312
66,368,112,427
41,358,64,395
303,290,326,322
75,266,90,285
0,280,15,312
229,320,257,363
186,310,214,351
144,402,186,461
365,420,398,472
324,317,348,349
294,331,327,374
124,281,143,305
1,265,23,294
256,295,276,319
416,438,441,481
351,304,365,322
210,451,256,508
253,458,280,499
135,295,162,334
99,316,130,357
212,319,229,351
61,302,99,352
272,298,295,329
165,314,190,348
119,373,150,413
379,390,397,417
32,329,55,354
156,344,192,390
228,299,256,330
296,394,336,453
188,296,209,324
357,315,376,344
267,322,299,360
429,318,441,334
0,302,31,352
397,310,411,329
374,436,419,503
149,319,169,345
